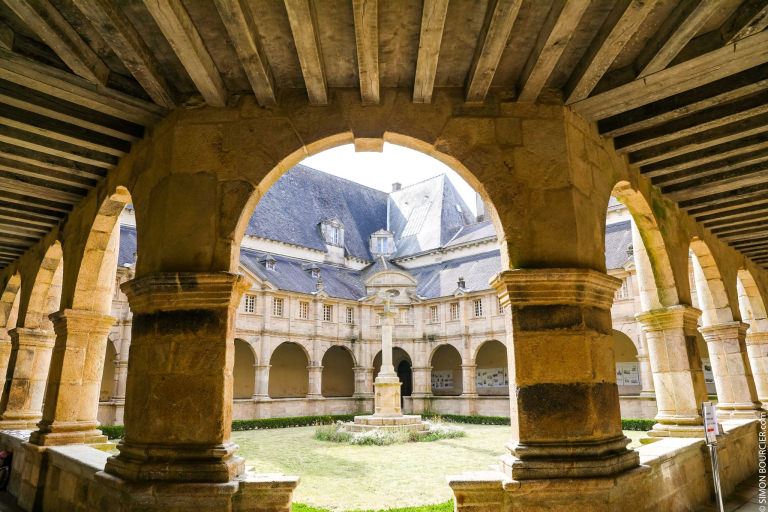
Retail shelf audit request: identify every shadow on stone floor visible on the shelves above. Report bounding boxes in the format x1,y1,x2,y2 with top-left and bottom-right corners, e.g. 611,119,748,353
696,474,764,512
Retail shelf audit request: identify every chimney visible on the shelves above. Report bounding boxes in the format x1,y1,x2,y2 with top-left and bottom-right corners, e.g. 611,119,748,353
392,182,402,192
475,192,487,222
457,276,466,289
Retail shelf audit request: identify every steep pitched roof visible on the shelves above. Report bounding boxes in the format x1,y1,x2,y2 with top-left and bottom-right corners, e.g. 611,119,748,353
244,165,388,261
407,250,502,299
605,220,632,270
443,221,496,249
118,225,137,267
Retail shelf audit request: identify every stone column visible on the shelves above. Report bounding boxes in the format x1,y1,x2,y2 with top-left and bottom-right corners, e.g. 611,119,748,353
746,332,768,410
253,364,270,399
636,335,655,397
461,364,478,396
352,366,374,398
104,272,249,484
490,269,638,480
29,309,115,445
699,321,762,419
410,366,432,414
307,365,323,398
0,328,55,429
374,309,401,416
636,306,708,437
112,359,128,403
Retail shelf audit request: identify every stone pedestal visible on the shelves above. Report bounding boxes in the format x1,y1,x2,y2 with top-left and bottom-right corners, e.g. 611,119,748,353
30,309,115,446
746,332,768,410
489,269,638,480
352,366,374,398
0,328,56,430
699,322,762,419
636,306,708,437
104,272,250,485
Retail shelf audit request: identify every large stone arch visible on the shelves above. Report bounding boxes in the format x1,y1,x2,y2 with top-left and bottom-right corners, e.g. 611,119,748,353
233,338,256,399
475,340,508,396
429,344,462,396
321,345,355,398
690,239,734,327
610,182,679,309
17,241,63,330
268,341,309,399
0,273,21,337
737,268,768,333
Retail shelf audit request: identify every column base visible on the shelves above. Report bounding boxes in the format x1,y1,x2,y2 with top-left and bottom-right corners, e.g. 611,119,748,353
501,435,639,479
105,441,245,483
715,402,764,420
91,469,299,512
29,420,107,446
639,391,656,399
0,412,41,431
373,375,402,416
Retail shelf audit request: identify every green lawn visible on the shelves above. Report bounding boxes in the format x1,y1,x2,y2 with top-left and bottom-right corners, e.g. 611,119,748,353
233,424,649,511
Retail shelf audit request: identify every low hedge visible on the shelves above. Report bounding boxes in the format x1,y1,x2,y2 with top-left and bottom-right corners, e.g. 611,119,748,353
293,501,453,512
99,414,656,440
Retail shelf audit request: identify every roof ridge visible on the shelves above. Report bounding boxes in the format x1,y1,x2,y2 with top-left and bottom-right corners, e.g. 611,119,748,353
390,173,446,193
293,163,390,197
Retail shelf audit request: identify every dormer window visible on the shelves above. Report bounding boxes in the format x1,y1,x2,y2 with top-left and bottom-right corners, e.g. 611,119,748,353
311,268,320,278
377,237,388,253
370,229,394,255
263,256,276,271
321,219,344,247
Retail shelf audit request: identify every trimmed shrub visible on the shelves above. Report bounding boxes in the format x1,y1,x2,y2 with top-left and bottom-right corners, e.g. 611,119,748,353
621,418,655,431
292,500,453,512
101,425,125,440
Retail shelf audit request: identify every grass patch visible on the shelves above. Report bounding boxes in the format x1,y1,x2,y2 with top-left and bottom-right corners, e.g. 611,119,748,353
292,500,454,512
314,421,465,445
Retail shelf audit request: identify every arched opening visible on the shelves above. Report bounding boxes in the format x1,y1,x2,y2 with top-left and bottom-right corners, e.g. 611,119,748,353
612,330,640,394
18,241,63,330
268,342,309,398
429,344,462,396
321,346,355,397
475,340,508,396
689,239,734,327
0,273,21,338
100,340,117,402
737,268,768,333
234,339,256,399
373,347,412,398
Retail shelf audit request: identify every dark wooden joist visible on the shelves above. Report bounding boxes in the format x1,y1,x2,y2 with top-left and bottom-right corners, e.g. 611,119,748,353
565,0,656,104
0,174,84,204
719,228,768,244
352,0,379,105
661,160,768,201
3,0,109,84
413,0,449,104
142,0,227,107
0,141,107,181
571,29,768,120
0,155,97,188
712,219,768,236
688,192,768,219
0,197,66,220
722,0,768,44
702,206,768,228
628,112,768,167
72,0,176,108
650,146,768,184
0,123,117,168
0,48,164,126
517,0,588,103
213,0,275,106
465,0,522,103
284,0,327,105
679,182,768,211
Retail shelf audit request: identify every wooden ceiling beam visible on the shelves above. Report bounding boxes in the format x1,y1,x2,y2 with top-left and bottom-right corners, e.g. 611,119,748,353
413,0,449,104
723,0,768,44
571,29,768,120
689,193,768,219
647,146,768,182
0,156,96,189
639,134,768,176
142,0,227,107
3,0,109,84
661,161,768,201
0,141,106,180
517,0,589,103
0,175,83,204
352,0,379,105
284,0,327,105
565,0,656,104
702,205,768,228
72,0,176,108
679,182,768,211
465,0,522,104
214,0,275,106
0,211,53,229
0,123,117,168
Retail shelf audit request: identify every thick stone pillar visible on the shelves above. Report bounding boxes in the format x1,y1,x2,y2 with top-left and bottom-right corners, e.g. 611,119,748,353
352,366,374,398
253,364,270,399
113,359,128,403
490,269,638,480
30,309,114,445
307,365,323,398
410,366,432,414
746,332,768,409
0,328,55,429
461,364,478,396
104,272,249,484
636,336,655,397
636,306,707,437
699,322,762,419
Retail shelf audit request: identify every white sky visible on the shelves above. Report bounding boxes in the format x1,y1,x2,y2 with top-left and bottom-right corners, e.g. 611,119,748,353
301,143,478,215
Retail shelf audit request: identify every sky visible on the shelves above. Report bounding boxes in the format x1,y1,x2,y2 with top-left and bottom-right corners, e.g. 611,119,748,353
301,143,479,215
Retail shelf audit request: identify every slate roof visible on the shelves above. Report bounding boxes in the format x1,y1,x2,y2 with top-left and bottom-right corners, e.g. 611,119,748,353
407,250,501,299
118,225,137,267
443,221,496,249
605,220,632,270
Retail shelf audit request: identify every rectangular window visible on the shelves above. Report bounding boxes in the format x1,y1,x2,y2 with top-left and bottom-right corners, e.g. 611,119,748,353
399,307,411,324
429,305,439,323
473,299,483,318
498,297,505,315
615,278,630,300
298,301,309,319
323,304,333,322
449,302,459,321
272,297,284,317
346,307,354,324
377,237,387,253
330,227,339,245
244,294,256,313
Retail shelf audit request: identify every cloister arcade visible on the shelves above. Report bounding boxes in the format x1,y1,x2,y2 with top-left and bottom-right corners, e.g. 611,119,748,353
0,98,766,510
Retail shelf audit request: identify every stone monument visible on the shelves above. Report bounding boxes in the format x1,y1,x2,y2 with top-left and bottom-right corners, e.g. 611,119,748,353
348,294,428,432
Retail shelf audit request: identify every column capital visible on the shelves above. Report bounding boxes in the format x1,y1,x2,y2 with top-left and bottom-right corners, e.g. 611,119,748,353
635,305,701,335
121,272,251,313
490,268,621,309
49,309,116,336
698,321,749,342
8,327,55,348
746,331,768,346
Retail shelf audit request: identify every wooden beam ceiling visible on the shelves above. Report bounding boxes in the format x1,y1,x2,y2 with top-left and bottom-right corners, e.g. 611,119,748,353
413,0,449,104
284,0,327,105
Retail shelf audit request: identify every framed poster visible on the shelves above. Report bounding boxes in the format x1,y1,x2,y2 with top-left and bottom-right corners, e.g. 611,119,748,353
431,370,454,389
476,367,509,388
615,362,639,386
701,358,714,384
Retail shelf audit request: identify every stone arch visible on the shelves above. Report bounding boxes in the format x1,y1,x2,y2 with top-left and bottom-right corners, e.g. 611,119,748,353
475,340,508,396
610,182,679,308
268,341,309,398
613,330,641,391
233,338,256,399
18,241,63,330
373,347,412,397
0,273,21,336
99,339,117,402
736,268,768,333
65,186,132,314
690,239,733,326
321,345,355,397
429,344,462,396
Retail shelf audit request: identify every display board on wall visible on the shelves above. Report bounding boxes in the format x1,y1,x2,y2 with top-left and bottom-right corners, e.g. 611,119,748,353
431,370,454,389
701,358,714,384
476,367,508,388
615,362,639,386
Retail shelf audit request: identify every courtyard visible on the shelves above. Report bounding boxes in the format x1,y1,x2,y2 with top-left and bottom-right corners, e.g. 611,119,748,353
232,424,648,511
